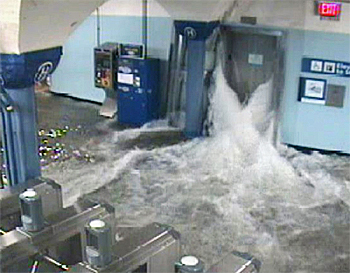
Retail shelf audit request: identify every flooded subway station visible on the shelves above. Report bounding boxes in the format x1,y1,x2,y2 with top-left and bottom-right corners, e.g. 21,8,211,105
1,1,350,273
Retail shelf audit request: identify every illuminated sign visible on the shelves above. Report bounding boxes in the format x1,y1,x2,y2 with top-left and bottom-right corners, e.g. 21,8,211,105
318,2,342,17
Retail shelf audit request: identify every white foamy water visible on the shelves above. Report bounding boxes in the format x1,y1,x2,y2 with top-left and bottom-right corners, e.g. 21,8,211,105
44,62,350,272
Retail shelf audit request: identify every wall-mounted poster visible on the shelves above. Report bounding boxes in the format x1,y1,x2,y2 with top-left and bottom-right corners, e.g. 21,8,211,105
299,77,327,105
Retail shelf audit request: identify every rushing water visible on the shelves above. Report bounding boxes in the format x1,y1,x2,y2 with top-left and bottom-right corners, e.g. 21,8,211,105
43,65,350,272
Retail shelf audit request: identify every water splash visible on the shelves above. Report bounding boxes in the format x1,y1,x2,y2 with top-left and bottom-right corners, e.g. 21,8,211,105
44,60,350,272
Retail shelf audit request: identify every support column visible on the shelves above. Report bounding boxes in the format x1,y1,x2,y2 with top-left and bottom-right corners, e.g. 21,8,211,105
1,87,40,185
0,47,62,186
185,40,206,137
175,21,219,138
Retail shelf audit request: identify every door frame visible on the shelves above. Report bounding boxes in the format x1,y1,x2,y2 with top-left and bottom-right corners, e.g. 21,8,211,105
220,23,287,145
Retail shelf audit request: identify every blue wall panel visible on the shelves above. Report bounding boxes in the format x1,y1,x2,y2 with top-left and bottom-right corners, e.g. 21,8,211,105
281,29,350,153
51,15,172,103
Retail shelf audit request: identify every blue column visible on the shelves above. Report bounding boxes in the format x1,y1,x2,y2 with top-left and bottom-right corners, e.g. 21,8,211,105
175,21,219,138
1,87,40,184
0,47,62,186
185,40,206,137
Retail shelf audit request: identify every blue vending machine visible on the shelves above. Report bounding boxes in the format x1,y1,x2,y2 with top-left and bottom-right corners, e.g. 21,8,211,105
117,57,160,126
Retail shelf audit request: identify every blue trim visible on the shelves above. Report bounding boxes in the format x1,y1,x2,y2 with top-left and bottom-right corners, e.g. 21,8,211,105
174,21,219,41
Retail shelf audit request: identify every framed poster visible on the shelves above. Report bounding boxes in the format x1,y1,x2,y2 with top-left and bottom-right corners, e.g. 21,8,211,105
299,77,327,105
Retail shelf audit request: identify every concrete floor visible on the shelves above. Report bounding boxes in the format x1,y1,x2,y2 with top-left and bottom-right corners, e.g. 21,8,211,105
1,91,350,272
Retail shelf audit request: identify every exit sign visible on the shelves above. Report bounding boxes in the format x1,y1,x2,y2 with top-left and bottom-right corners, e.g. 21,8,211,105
318,2,342,17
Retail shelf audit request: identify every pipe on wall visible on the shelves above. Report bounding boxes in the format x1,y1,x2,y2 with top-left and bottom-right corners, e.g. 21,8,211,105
142,0,148,57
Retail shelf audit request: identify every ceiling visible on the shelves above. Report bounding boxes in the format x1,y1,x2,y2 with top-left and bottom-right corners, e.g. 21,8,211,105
1,0,349,54
155,0,236,21
0,0,108,54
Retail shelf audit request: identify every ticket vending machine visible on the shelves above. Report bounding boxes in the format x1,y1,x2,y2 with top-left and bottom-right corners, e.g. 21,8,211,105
117,57,160,126
94,43,118,90
94,43,119,117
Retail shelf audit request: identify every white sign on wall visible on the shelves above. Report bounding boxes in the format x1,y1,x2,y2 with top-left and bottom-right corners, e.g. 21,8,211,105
310,60,323,72
323,62,336,73
248,54,263,66
304,79,325,98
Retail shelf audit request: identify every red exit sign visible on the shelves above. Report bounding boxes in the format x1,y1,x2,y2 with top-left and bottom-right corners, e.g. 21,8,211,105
318,2,342,17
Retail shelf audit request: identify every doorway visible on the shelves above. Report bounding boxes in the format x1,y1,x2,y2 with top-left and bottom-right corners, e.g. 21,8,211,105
220,25,285,142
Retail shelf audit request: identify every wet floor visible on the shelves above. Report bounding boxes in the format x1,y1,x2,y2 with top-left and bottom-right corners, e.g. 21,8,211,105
1,90,350,273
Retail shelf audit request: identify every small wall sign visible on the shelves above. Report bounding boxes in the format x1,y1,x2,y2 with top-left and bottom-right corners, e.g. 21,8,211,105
302,58,350,78
310,60,323,72
248,54,263,66
326,84,346,108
